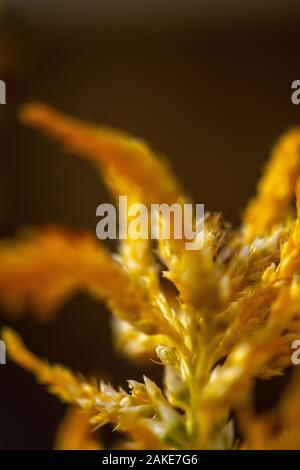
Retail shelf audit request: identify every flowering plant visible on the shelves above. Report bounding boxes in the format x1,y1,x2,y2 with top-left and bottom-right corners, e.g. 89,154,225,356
1,104,300,449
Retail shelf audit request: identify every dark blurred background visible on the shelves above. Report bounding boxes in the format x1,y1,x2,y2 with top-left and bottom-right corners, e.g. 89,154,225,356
0,0,300,449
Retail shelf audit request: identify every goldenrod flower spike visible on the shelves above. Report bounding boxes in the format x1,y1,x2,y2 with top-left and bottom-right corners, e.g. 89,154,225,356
0,228,184,345
243,127,300,241
3,328,185,450
2,328,133,419
203,182,300,409
20,103,181,205
20,103,184,323
20,102,201,332
0,227,119,318
2,327,112,409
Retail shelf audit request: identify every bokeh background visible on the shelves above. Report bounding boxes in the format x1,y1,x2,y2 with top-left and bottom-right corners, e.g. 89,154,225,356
0,0,300,449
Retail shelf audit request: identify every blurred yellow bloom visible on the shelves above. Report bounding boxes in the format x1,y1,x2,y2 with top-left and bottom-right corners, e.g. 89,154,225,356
2,104,300,449
55,408,102,451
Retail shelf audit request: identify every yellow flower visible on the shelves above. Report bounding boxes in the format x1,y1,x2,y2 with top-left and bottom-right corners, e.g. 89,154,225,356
1,103,300,449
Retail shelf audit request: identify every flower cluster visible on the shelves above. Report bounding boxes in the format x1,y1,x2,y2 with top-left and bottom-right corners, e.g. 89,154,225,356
1,104,300,449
